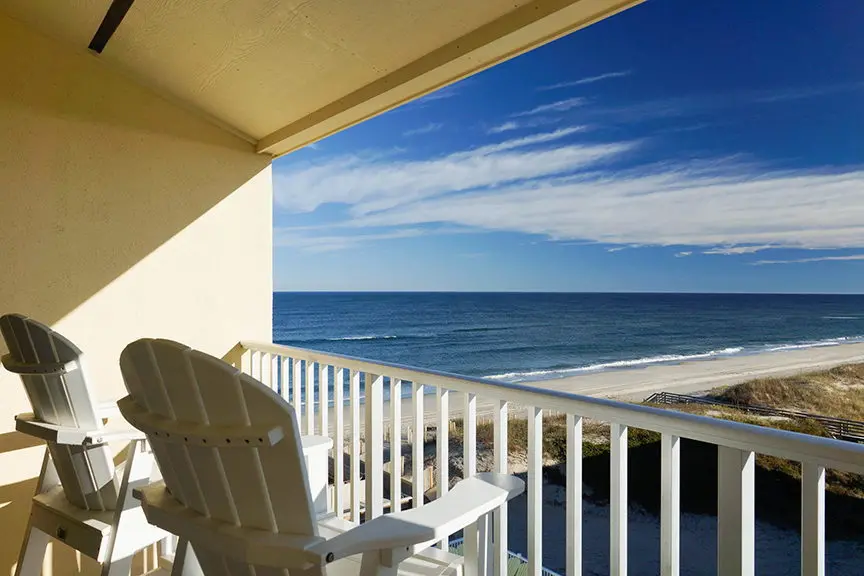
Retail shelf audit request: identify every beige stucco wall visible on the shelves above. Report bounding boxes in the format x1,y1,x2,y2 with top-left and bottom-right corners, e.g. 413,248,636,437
0,12,272,576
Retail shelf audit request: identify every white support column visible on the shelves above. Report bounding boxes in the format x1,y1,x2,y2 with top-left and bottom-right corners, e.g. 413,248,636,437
477,512,492,576
463,393,479,576
493,400,509,576
717,446,755,576
319,364,330,438
527,406,543,576
661,434,680,576
334,368,345,517
293,359,303,432
436,387,450,548
610,423,628,576
412,382,424,509
365,373,384,520
350,370,361,522
250,350,260,380
306,361,316,435
240,348,252,376
280,356,290,402
566,414,582,576
390,378,402,513
801,462,825,576
261,353,272,389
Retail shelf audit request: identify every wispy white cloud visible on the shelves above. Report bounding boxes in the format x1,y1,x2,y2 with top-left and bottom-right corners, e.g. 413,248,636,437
513,97,586,117
588,82,864,124
487,121,519,134
418,85,461,102
752,254,864,266
353,163,864,250
675,251,693,258
403,123,443,137
273,228,426,252
538,70,632,91
451,127,586,158
275,125,864,254
486,117,563,134
275,127,623,217
703,245,776,255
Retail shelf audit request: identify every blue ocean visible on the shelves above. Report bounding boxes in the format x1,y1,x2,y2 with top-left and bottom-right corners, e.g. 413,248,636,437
273,292,864,385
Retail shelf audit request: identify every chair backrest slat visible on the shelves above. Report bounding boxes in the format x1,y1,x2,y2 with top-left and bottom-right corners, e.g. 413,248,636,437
120,340,318,554
119,340,204,513
0,314,119,510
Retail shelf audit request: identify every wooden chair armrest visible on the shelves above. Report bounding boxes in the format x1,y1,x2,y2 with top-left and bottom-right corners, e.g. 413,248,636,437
314,472,524,562
15,413,145,445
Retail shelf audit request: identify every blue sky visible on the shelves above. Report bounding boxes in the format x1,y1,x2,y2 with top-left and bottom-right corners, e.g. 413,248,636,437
273,0,864,293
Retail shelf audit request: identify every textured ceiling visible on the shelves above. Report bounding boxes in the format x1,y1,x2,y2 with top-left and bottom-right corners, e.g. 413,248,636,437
1,0,641,156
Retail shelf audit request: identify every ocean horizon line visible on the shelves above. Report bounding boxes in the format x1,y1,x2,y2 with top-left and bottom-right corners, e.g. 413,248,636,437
273,290,864,296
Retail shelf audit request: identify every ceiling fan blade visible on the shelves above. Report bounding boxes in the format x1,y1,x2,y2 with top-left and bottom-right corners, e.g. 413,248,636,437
88,0,135,54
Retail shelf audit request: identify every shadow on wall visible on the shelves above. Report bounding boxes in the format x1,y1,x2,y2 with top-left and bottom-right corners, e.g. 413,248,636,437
0,11,270,346
0,11,271,576
0,433,158,576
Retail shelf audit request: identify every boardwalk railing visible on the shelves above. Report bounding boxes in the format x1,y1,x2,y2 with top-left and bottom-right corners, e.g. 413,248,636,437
224,341,864,576
646,391,864,443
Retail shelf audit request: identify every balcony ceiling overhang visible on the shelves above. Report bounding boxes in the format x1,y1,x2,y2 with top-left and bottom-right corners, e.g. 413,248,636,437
1,0,642,157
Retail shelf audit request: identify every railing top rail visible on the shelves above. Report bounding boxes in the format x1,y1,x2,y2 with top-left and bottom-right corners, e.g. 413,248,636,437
240,340,864,474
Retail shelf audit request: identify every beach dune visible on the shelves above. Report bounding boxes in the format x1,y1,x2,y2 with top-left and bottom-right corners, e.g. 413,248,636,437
322,342,864,433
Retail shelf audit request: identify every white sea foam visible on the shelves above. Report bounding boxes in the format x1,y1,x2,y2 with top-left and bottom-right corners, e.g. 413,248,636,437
326,335,399,341
485,347,744,382
487,334,864,383
762,336,860,352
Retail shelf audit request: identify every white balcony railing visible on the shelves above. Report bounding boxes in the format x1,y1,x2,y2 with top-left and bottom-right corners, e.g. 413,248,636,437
224,341,864,576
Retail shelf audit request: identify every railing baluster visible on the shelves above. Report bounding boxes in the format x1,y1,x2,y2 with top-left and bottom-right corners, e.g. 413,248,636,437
350,369,361,522
566,414,582,576
527,406,543,576
661,434,680,576
258,351,266,384
249,350,259,379
412,382,424,509
293,359,303,432
334,368,345,518
436,387,450,548
240,348,252,375
319,363,330,437
464,392,477,476
306,361,316,435
801,462,825,576
365,373,384,520
390,377,402,513
610,423,628,576
493,400,509,576
464,392,479,576
717,447,755,576
280,356,290,402
228,342,864,576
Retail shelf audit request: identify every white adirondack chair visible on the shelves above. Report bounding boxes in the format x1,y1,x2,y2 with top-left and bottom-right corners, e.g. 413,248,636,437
0,314,167,576
117,338,525,576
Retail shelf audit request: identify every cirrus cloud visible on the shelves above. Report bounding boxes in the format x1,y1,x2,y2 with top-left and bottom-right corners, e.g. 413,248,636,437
275,127,864,253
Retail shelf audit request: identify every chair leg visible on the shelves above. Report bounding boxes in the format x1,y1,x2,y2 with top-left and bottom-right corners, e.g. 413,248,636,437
15,522,51,576
101,440,155,576
359,553,396,576
171,540,204,576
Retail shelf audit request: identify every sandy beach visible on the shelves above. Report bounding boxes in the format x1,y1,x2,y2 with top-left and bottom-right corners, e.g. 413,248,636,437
536,340,864,400
321,342,864,433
